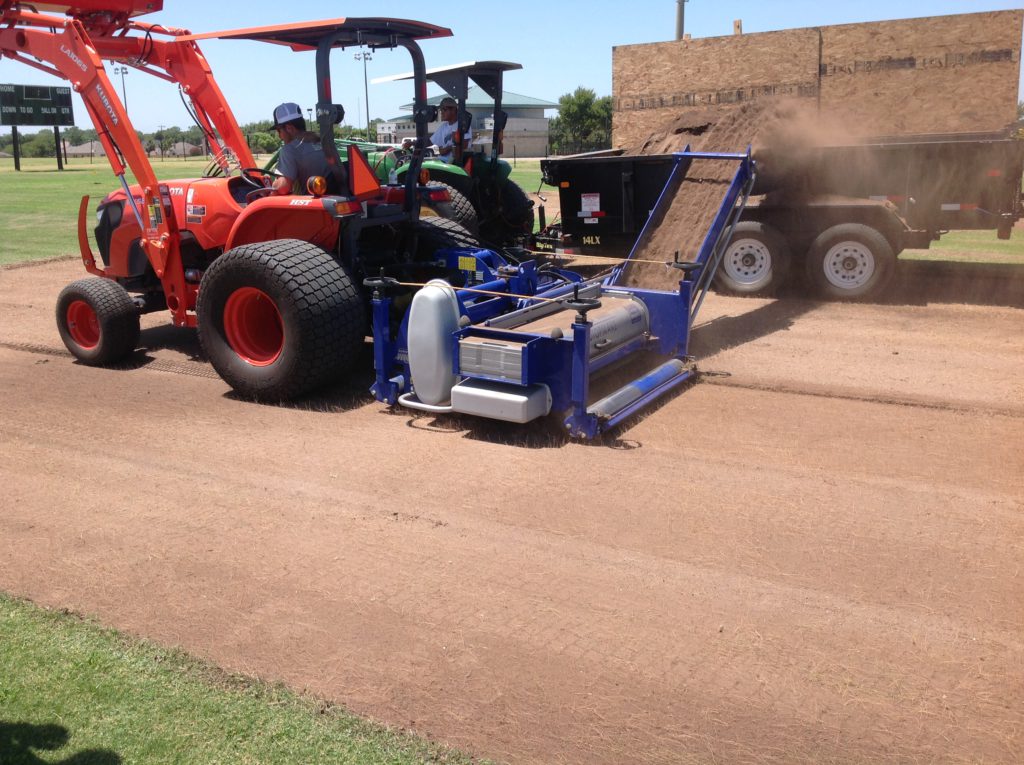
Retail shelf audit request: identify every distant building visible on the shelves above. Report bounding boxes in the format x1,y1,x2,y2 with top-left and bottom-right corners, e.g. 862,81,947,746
165,141,204,158
381,87,558,157
65,140,106,157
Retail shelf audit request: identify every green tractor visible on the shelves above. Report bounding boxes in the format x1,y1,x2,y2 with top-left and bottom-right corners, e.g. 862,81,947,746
369,60,535,247
258,60,535,246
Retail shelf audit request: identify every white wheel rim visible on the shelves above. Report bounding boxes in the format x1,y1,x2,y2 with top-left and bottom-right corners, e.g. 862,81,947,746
722,238,771,286
822,240,874,290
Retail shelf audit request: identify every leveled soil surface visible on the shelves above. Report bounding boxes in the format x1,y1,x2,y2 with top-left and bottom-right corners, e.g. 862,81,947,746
1,258,1022,764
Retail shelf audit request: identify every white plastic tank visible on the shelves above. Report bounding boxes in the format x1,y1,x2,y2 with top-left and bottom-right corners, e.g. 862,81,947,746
407,280,461,406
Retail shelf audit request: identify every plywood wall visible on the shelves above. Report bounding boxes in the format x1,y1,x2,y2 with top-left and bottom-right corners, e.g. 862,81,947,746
612,10,1023,147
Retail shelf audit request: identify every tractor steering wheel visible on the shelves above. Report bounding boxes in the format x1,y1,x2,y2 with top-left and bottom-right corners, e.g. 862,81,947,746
245,187,276,204
239,167,281,190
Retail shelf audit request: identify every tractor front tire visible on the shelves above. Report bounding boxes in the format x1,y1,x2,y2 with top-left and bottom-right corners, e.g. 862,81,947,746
197,239,366,401
56,278,140,365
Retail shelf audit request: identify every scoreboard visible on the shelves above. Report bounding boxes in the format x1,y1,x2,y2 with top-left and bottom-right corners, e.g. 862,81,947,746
0,83,75,127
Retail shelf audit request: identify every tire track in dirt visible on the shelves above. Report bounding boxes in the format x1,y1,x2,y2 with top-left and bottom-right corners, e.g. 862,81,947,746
2,349,1023,763
3,257,1023,764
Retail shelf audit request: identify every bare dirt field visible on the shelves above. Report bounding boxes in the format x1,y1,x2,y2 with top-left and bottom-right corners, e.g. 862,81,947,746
1,257,1022,764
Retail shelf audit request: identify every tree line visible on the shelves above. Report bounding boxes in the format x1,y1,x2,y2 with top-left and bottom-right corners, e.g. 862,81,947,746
1,87,615,158
0,120,381,159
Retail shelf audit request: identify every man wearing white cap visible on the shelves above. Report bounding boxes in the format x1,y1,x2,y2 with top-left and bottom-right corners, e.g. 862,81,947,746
431,97,471,164
270,102,330,195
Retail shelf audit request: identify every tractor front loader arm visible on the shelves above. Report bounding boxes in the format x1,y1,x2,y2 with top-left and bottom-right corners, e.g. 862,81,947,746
0,5,193,327
83,28,256,171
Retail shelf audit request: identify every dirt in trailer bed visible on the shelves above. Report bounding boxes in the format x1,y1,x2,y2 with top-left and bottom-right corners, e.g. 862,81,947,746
618,99,890,291
1,258,1023,764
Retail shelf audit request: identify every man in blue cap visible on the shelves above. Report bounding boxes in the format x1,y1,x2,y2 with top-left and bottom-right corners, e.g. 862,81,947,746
270,102,330,195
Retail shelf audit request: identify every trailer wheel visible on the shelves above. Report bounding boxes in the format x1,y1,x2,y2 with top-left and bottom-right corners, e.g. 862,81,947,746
56,278,140,365
805,223,895,300
197,239,366,400
714,221,790,296
423,182,479,234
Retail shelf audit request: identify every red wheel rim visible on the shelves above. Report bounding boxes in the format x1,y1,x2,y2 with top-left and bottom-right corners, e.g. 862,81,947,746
223,287,284,366
66,300,100,349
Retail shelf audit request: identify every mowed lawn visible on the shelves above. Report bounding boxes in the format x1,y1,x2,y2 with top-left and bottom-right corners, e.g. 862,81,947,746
0,157,551,265
2,156,1020,266
0,156,215,265
0,594,480,764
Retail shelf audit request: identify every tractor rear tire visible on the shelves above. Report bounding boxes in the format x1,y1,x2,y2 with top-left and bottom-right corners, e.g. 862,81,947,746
197,239,366,401
56,277,140,365
412,216,482,256
805,223,896,301
479,179,535,246
714,221,791,296
423,182,479,234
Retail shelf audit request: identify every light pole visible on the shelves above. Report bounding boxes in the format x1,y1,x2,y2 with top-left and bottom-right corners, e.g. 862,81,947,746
115,65,129,109
306,107,313,125
676,0,689,40
354,50,372,140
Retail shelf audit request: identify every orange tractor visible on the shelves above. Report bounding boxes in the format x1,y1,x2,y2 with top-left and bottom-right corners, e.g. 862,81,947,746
1,1,476,399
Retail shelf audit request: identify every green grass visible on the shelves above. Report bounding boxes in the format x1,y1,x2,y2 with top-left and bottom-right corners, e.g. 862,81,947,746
0,593,480,764
0,156,214,266
504,159,548,197
903,229,1024,263
5,156,1021,265
0,157,553,264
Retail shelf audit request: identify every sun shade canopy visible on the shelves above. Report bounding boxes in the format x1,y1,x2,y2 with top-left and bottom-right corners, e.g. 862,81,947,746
373,60,522,84
373,60,522,102
176,17,452,51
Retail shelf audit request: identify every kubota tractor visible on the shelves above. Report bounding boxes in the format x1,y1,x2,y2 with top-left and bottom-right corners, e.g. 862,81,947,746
1,2,486,400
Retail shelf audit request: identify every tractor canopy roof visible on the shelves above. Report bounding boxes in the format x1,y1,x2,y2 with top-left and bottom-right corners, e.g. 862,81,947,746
177,17,452,51
373,61,522,101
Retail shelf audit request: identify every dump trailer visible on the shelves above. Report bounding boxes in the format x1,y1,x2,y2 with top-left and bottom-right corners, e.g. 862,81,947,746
538,132,1024,299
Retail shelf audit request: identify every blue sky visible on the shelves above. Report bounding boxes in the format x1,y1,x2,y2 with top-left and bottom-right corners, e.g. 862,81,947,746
2,0,1022,134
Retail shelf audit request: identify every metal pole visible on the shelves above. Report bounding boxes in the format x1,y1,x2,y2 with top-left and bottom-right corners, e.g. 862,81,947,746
117,66,128,110
676,0,687,40
54,125,63,170
362,53,372,139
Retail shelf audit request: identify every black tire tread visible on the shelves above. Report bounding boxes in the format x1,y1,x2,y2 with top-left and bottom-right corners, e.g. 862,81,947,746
197,239,365,400
56,277,139,365
479,179,535,246
805,223,896,301
431,182,479,233
413,216,482,254
713,221,791,297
